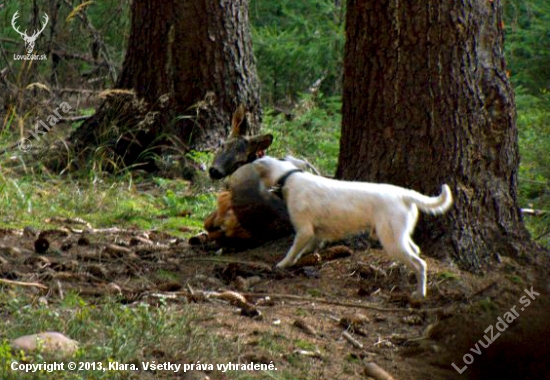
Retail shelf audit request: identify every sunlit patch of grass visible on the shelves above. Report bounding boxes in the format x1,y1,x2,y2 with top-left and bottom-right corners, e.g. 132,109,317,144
0,164,215,237
294,339,317,351
256,331,289,354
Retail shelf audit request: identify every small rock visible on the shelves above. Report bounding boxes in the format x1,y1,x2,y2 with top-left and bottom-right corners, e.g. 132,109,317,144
37,297,48,306
11,332,79,358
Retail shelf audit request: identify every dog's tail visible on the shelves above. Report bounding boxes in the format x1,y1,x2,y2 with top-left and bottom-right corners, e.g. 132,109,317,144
405,184,453,215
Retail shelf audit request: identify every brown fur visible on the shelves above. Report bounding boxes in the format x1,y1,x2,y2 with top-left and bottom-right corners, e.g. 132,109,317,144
204,105,293,249
205,191,252,242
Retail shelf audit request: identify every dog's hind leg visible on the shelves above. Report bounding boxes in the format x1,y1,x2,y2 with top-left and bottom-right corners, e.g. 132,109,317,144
408,239,420,255
276,226,316,268
401,242,427,300
377,224,427,299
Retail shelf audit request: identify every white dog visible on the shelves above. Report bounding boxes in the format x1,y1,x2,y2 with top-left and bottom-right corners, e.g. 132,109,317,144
252,156,453,299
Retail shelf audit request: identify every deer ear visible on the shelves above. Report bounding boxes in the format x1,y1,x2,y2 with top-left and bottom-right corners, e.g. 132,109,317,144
247,134,273,154
230,104,247,137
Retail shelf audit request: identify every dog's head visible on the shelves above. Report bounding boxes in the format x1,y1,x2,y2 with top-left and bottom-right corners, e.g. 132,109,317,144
252,156,306,187
209,105,273,180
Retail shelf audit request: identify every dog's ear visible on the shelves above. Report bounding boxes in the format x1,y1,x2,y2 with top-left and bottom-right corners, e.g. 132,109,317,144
246,134,273,156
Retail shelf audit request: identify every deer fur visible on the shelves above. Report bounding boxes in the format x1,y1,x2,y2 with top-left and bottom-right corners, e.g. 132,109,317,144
253,156,453,299
205,105,296,248
204,190,252,242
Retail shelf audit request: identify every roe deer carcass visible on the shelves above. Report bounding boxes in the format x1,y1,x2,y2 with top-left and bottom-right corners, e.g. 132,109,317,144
204,105,294,248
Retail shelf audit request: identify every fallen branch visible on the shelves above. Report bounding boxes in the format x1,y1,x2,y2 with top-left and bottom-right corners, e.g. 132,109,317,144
342,331,363,349
45,216,92,228
243,292,411,312
0,278,48,290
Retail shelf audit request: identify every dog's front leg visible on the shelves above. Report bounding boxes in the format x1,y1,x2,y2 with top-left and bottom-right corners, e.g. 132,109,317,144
276,228,315,268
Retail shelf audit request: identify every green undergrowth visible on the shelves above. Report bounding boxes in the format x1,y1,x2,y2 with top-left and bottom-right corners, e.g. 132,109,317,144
0,160,216,237
516,92,550,248
263,95,341,176
0,290,314,380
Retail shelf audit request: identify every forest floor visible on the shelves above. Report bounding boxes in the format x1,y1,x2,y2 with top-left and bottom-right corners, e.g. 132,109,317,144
0,223,548,380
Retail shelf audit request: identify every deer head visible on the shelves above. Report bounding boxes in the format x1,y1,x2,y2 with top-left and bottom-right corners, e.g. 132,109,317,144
12,11,49,54
209,105,273,180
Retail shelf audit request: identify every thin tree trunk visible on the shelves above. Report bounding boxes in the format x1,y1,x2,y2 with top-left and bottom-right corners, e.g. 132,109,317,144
337,0,540,270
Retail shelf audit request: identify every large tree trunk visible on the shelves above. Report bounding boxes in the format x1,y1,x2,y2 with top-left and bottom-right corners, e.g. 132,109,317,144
69,0,261,170
337,0,538,270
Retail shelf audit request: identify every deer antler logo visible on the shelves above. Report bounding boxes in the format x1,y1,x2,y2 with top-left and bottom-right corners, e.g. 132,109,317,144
11,11,49,54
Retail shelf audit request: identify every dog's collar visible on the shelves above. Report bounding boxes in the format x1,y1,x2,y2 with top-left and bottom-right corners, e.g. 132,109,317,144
270,169,303,198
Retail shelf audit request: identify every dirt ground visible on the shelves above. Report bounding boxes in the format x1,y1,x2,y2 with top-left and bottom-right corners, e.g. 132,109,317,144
0,222,549,380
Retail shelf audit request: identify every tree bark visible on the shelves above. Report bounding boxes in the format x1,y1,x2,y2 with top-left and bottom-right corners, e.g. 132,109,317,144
337,0,538,270
68,0,261,169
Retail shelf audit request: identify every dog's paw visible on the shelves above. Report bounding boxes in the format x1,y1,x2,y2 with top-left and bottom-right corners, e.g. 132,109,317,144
276,259,292,268
410,290,426,304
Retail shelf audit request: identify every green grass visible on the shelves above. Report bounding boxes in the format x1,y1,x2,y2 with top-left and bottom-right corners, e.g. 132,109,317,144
0,166,215,238
0,290,247,380
263,95,341,177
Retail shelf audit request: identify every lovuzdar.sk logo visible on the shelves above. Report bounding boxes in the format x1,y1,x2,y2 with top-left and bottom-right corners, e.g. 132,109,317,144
11,11,48,61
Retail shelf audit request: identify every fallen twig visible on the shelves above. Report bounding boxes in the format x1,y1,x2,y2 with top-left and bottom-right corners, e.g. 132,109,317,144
46,216,92,228
60,115,92,123
243,292,411,312
292,349,323,359
342,331,363,349
0,278,48,290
